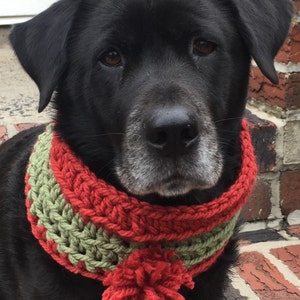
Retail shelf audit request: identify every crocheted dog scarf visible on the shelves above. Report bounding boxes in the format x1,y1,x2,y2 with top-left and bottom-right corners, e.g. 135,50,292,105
25,118,256,300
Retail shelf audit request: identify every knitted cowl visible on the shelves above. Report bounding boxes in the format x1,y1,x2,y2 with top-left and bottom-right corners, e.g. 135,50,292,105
25,119,257,300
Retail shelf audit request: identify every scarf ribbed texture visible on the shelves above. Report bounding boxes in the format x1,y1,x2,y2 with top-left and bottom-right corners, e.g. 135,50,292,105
25,118,257,299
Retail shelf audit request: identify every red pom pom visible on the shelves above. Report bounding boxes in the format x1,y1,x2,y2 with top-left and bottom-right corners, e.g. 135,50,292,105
102,247,194,300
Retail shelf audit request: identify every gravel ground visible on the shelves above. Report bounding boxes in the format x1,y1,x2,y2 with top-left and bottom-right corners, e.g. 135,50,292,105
0,27,52,124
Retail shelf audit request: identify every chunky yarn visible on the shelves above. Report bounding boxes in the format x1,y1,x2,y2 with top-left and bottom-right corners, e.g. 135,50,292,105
102,247,195,300
25,118,257,299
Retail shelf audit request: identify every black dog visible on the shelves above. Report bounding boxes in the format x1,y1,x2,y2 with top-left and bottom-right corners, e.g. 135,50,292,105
0,0,293,299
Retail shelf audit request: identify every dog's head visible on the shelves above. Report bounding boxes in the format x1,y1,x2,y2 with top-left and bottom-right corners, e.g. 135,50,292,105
10,0,293,202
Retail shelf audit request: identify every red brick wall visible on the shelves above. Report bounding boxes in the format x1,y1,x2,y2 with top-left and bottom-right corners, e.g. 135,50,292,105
249,1,300,110
244,0,300,223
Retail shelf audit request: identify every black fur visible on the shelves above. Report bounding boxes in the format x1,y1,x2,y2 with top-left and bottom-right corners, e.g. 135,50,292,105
0,0,293,299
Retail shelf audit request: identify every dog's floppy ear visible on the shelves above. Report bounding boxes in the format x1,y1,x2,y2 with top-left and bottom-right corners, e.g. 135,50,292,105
9,0,80,112
232,0,294,84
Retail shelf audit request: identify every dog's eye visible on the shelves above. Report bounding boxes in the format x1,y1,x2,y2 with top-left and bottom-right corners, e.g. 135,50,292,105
99,49,122,67
193,39,216,56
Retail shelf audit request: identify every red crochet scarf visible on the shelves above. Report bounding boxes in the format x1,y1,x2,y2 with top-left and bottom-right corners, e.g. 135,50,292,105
25,119,257,300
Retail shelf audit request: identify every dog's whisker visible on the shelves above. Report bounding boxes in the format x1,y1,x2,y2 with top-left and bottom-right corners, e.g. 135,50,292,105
214,117,243,124
85,132,125,138
95,159,115,175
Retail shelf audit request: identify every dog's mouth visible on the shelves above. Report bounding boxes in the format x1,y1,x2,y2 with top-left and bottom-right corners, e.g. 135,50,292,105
148,175,216,198
115,155,223,199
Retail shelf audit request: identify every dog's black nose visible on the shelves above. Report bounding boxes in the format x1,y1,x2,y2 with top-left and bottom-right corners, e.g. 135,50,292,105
145,106,199,157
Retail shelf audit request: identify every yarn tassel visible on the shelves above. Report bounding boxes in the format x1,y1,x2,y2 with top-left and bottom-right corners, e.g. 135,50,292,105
102,247,194,300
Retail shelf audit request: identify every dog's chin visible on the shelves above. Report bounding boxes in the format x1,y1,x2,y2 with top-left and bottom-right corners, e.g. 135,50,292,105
153,179,212,198
123,177,217,199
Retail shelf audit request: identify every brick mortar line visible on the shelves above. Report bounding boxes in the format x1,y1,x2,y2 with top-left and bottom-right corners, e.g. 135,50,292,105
287,109,300,121
229,269,260,299
6,124,17,138
292,13,300,24
251,60,300,73
240,240,300,289
263,251,300,289
240,240,300,252
274,61,300,73
278,230,300,241
269,176,283,220
240,220,282,233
